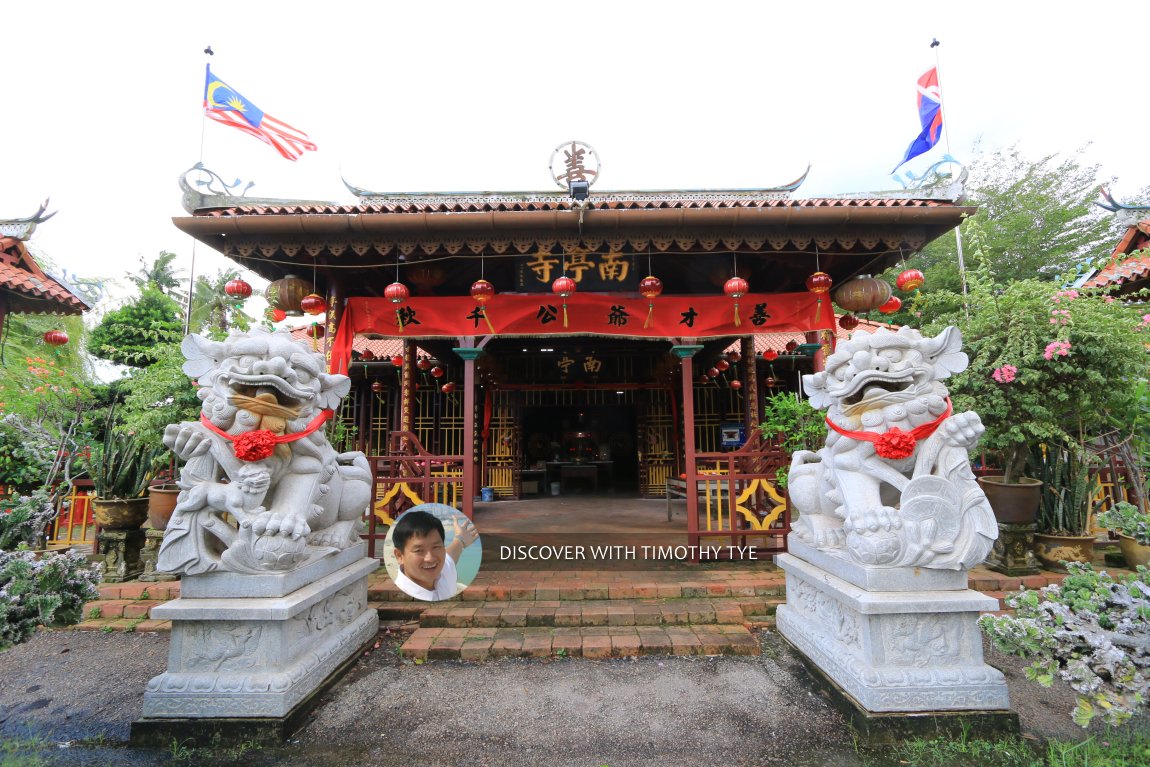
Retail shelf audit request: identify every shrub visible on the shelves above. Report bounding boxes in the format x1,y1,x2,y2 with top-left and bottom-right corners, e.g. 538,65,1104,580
0,549,101,651
0,491,58,551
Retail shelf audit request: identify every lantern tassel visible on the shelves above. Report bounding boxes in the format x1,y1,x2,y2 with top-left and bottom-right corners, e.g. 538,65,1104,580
644,302,654,329
396,308,405,334
733,300,741,327
483,309,495,334
814,297,822,323
562,301,569,328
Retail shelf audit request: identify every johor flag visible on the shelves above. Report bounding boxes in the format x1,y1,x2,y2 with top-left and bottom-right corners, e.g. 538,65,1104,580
891,67,943,173
203,65,317,161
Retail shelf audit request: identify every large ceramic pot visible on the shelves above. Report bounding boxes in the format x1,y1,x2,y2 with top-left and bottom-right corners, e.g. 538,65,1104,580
1033,532,1095,572
92,497,149,530
1118,534,1150,569
977,476,1043,524
146,484,181,531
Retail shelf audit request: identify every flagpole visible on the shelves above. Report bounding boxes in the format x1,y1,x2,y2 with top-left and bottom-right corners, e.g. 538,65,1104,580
185,50,213,335
932,39,970,309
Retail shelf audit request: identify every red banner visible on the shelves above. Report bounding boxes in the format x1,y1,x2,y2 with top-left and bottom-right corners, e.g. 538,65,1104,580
329,292,829,373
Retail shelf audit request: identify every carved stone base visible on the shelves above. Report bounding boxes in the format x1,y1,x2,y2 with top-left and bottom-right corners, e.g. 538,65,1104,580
776,553,1010,713
97,528,145,583
137,545,379,721
139,528,177,582
984,522,1039,577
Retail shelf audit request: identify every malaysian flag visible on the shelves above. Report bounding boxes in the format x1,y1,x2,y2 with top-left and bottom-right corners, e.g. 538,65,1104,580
891,67,943,173
203,65,317,161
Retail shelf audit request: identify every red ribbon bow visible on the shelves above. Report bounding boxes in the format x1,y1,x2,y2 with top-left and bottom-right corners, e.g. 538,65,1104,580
825,399,952,460
200,409,334,462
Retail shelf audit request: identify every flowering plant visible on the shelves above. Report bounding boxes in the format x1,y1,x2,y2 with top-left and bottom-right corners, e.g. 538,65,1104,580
924,226,1148,484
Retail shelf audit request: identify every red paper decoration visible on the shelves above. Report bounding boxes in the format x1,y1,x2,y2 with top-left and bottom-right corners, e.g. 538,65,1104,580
896,268,925,292
371,381,385,393
839,314,860,331
390,354,404,367
417,358,432,371
639,275,663,329
763,349,779,361
785,340,799,353
224,278,252,300
806,271,832,322
765,376,777,388
724,276,748,327
43,330,69,346
267,308,287,323
430,366,445,379
441,382,456,394
385,282,410,304
470,279,496,332
361,350,375,361
300,293,327,316
307,322,325,339
728,351,741,363
233,430,277,462
878,295,903,314
716,359,730,371
708,367,720,378
730,380,743,390
552,276,576,297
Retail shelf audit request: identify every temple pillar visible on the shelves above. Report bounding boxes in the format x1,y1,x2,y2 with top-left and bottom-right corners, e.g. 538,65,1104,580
454,344,484,520
671,344,703,554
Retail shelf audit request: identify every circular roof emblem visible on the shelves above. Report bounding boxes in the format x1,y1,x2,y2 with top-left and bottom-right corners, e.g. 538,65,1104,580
549,141,601,191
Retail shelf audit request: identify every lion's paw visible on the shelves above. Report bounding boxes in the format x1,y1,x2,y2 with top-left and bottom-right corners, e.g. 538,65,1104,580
250,511,311,540
843,505,902,534
941,411,984,449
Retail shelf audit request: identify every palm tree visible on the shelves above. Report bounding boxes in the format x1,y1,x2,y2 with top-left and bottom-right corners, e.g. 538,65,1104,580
189,269,253,338
127,251,185,303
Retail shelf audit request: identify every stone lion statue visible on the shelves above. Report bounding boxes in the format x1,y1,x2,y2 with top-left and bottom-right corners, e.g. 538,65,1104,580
788,326,996,570
157,328,374,575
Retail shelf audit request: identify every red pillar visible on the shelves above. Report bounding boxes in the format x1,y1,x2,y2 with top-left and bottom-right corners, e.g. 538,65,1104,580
454,343,484,520
671,344,703,555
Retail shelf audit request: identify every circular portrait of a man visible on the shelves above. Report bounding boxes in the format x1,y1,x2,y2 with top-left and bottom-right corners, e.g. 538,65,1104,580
383,503,482,601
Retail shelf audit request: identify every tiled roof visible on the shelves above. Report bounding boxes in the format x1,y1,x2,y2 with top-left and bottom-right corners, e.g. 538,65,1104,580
199,195,952,217
0,237,89,315
1082,220,1150,289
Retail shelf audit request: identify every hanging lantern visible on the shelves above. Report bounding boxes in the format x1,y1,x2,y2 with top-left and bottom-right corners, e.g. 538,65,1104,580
267,308,287,323
385,281,411,333
730,379,743,390
408,263,447,292
361,350,375,361
765,376,777,388
708,367,720,378
441,382,456,394
805,271,833,322
267,274,313,316
470,279,496,333
878,295,903,315
763,349,778,361
833,275,892,314
839,313,860,331
723,276,749,327
698,375,710,384
896,268,925,292
224,278,252,300
716,359,730,372
639,275,663,328
417,357,431,371
728,351,741,363
552,276,576,328
390,354,404,367
430,366,445,379
371,380,385,393
300,293,327,316
43,330,68,346
785,340,799,353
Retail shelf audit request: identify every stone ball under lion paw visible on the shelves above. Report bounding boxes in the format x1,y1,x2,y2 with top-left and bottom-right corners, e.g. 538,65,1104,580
846,529,903,565
251,532,310,570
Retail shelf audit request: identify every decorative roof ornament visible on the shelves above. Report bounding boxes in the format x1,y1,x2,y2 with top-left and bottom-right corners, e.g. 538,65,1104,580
833,154,967,203
1096,186,1150,228
0,199,57,240
179,163,335,213
550,140,601,192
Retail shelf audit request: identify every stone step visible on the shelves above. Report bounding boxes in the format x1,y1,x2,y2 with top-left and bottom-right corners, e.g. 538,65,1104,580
416,597,781,629
369,576,787,603
399,625,762,661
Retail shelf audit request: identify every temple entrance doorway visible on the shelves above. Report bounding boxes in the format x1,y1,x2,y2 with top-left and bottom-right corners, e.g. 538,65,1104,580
521,401,639,496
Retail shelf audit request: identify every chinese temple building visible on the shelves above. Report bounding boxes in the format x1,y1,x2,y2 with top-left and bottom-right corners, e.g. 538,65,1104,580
0,203,90,336
175,159,971,554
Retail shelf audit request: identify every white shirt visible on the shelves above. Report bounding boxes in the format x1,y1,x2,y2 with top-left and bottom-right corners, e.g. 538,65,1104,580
395,552,460,601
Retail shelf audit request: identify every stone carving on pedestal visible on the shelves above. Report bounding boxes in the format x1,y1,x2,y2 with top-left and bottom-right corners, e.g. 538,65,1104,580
776,327,1013,721
133,329,380,741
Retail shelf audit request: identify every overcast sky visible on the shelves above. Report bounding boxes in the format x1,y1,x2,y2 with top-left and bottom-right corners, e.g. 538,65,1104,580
5,1,1147,314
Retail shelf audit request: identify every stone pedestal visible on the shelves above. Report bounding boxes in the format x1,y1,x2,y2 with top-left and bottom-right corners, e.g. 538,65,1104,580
132,541,379,744
777,538,1011,716
97,528,145,583
139,528,177,582
984,522,1039,577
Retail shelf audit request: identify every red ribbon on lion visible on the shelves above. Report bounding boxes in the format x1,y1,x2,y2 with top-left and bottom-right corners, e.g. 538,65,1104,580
200,409,335,462
824,399,952,460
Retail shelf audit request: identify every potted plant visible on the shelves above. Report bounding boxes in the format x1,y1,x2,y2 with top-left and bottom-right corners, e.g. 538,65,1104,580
89,429,165,530
758,391,825,490
924,233,1147,525
1097,500,1150,568
1031,441,1100,570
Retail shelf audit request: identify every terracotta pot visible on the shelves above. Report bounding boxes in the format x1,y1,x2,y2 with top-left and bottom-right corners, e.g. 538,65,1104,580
978,476,1043,524
1033,532,1095,572
146,484,181,531
92,497,149,530
1118,534,1150,569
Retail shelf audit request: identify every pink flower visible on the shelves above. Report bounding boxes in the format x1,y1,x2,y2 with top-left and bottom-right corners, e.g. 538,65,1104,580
1044,341,1071,360
992,365,1018,384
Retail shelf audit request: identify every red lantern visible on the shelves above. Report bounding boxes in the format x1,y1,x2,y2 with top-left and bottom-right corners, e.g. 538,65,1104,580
417,357,432,371
728,351,741,363
267,308,287,323
361,350,375,361
878,295,902,314
833,275,892,313
639,275,663,328
730,380,743,390
552,276,576,328
300,293,327,316
785,340,799,353
716,359,730,371
708,367,720,378
224,278,252,300
698,375,710,384
839,314,860,331
763,349,778,361
43,330,68,346
765,376,777,388
806,271,833,322
430,366,445,379
896,268,925,292
724,277,748,327
371,381,385,393
441,382,456,394
470,279,496,333
307,322,326,339
390,355,404,367
384,282,410,304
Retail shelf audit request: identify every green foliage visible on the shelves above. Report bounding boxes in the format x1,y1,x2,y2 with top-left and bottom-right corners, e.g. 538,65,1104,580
0,425,54,492
87,287,182,367
88,405,165,500
886,728,1040,767
924,223,1147,483
190,268,254,339
979,564,1150,728
118,341,201,447
1097,501,1150,546
758,391,825,455
1030,443,1101,535
0,549,101,651
0,491,56,551
127,250,185,302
